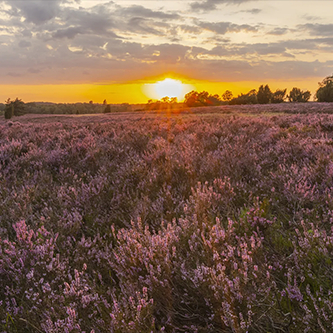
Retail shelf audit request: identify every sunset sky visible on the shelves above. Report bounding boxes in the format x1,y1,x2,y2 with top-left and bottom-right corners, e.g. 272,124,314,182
0,0,333,103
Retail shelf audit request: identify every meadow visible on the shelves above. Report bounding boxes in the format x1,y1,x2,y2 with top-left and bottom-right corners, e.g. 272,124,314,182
1,103,333,332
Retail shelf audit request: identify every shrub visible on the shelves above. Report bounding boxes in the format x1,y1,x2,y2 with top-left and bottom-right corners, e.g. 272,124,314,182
2,114,333,331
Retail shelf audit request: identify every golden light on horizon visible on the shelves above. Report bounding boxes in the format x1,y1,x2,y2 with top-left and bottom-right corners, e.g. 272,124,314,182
143,78,194,101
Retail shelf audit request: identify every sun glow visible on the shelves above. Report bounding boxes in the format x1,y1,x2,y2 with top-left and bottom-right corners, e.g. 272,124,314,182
143,78,194,101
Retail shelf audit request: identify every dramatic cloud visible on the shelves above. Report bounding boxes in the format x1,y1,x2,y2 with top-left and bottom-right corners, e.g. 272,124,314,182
0,0,332,89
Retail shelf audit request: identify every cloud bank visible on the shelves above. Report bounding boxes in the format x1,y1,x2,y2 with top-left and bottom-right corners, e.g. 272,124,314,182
0,0,332,85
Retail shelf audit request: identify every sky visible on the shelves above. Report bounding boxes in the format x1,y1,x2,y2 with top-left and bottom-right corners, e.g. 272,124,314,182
0,0,333,103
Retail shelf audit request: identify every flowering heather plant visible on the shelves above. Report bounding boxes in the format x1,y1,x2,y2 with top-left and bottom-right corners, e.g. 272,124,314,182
2,111,333,331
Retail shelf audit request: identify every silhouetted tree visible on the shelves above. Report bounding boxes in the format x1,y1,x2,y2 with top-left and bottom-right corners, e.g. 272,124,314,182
222,90,233,102
104,105,111,113
146,97,178,111
184,91,199,107
288,87,311,102
316,75,333,102
4,98,25,119
4,102,14,119
271,89,287,104
184,90,222,107
89,100,93,104
103,99,107,105
229,89,257,105
257,85,273,104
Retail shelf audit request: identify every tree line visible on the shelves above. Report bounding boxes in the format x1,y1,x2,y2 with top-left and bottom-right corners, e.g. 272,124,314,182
1,100,132,119
2,74,333,118
183,74,333,107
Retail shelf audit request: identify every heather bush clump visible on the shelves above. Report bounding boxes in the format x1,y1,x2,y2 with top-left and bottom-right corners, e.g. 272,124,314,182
2,112,333,331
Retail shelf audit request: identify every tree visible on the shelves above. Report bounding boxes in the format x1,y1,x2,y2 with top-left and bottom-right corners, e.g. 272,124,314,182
229,89,257,105
257,85,273,104
184,91,199,107
4,103,14,119
184,90,222,107
288,88,311,102
103,99,107,105
316,75,333,102
207,94,221,106
146,97,178,111
4,98,25,119
271,89,287,104
104,105,111,113
222,90,233,102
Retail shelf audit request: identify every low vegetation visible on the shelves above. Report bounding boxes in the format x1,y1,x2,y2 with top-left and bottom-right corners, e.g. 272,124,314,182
2,110,333,332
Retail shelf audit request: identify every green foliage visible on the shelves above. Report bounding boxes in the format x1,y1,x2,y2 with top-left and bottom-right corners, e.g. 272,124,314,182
229,89,257,105
288,87,311,102
257,84,273,104
316,74,333,102
104,104,111,113
271,88,287,104
184,90,222,107
222,90,233,102
4,98,25,119
4,103,14,119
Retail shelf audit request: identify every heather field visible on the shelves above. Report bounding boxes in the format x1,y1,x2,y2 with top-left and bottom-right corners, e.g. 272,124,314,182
2,104,333,332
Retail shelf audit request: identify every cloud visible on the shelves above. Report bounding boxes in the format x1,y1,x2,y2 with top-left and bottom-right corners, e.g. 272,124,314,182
196,20,259,34
18,40,31,48
27,68,41,74
191,0,253,11
7,72,22,77
267,27,289,36
115,5,180,20
299,23,333,37
126,17,164,36
239,8,261,14
52,27,83,39
5,0,62,25
0,0,331,88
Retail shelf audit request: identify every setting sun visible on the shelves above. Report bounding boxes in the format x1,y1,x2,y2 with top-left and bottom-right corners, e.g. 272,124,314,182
143,78,194,101
154,79,183,99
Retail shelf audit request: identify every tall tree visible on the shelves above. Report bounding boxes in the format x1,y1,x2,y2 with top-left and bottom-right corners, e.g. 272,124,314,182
257,85,272,104
316,75,333,102
271,89,287,104
104,104,111,113
4,98,25,119
288,88,311,102
222,90,233,102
